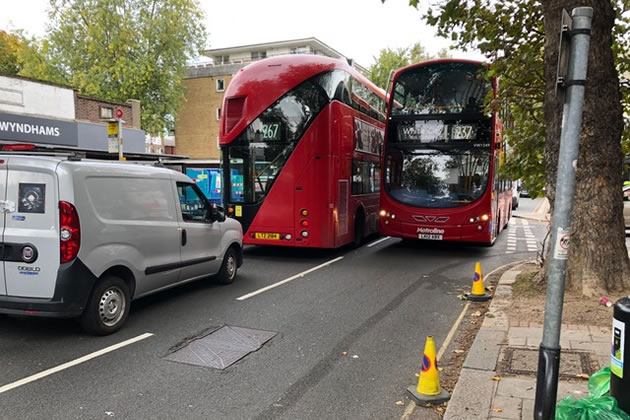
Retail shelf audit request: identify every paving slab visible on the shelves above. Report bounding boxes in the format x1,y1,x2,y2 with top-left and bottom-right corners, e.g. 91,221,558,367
490,395,521,419
444,368,497,420
463,328,506,371
495,377,536,400
498,270,521,285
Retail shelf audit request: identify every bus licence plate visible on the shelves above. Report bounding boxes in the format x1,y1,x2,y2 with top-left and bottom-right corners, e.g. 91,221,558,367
255,233,280,240
418,233,443,240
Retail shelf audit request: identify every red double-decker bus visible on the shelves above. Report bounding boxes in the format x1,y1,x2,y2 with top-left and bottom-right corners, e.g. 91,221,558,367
379,59,511,245
220,55,386,248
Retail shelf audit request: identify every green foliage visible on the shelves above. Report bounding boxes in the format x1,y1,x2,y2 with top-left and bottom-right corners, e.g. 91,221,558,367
19,0,207,135
368,42,449,89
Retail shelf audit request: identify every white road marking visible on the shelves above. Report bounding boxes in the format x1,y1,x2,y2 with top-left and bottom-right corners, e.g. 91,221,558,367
236,256,345,301
0,333,154,395
367,236,391,248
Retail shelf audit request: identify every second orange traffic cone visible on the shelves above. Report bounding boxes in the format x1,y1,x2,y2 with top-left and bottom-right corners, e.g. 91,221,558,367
467,261,491,302
407,336,450,405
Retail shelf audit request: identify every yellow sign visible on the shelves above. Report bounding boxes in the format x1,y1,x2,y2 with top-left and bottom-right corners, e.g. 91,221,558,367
107,122,118,136
235,205,242,217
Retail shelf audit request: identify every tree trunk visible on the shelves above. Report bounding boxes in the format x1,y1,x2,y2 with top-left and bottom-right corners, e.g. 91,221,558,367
542,0,630,296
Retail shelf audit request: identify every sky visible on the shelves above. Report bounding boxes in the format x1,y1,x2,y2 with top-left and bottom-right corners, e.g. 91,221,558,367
1,0,484,68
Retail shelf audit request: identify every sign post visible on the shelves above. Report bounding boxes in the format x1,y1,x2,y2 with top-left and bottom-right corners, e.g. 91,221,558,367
534,7,592,420
115,107,124,160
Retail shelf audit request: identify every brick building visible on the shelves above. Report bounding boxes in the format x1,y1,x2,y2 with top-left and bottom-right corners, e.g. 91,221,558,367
175,37,365,161
75,94,141,130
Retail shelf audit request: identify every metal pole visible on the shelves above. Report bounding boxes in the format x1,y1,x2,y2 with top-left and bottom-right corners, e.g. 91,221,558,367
534,7,592,420
118,118,123,160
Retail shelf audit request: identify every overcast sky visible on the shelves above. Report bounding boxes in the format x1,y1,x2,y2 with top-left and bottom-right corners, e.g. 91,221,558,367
1,0,483,68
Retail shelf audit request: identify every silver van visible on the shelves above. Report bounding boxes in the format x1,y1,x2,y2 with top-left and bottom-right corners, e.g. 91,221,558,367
0,155,243,335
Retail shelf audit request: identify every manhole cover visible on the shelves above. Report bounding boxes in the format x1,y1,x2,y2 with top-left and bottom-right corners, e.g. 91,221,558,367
500,347,598,379
164,325,277,369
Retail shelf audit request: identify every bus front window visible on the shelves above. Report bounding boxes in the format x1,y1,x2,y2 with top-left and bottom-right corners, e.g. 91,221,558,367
225,76,329,204
385,149,490,208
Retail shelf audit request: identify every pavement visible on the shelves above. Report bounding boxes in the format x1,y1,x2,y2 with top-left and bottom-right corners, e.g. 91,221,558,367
442,198,614,419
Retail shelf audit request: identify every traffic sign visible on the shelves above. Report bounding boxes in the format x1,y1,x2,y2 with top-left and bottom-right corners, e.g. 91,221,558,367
115,108,124,119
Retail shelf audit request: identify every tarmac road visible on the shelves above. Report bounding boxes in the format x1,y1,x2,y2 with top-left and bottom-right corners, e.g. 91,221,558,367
0,218,548,420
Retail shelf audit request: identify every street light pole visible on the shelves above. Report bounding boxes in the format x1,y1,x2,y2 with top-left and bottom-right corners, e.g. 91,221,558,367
534,7,592,420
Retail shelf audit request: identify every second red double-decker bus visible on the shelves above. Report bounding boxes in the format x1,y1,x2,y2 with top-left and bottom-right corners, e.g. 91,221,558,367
220,55,386,248
379,59,511,245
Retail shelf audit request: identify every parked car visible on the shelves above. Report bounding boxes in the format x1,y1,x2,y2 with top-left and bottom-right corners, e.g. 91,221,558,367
0,155,243,335
512,181,521,209
623,185,630,228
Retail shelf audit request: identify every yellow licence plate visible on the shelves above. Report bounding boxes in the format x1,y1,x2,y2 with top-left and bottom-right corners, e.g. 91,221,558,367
255,233,280,240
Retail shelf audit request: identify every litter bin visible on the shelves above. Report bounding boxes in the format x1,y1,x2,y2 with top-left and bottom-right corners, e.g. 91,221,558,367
611,297,630,414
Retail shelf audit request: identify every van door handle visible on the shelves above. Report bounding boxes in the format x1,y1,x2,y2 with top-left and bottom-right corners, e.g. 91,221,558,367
181,229,187,246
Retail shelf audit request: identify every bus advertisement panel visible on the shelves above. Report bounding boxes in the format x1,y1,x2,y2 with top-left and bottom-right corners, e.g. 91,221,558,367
379,59,511,245
220,55,386,248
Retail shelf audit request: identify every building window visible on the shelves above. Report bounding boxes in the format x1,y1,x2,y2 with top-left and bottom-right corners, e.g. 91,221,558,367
216,107,221,120
290,46,309,54
217,136,220,150
216,79,225,92
251,51,267,60
100,106,113,119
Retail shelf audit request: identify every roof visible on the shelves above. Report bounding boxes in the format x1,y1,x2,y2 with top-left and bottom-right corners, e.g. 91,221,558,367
203,37,347,60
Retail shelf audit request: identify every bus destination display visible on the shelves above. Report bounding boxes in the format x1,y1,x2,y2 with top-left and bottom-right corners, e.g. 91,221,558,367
397,120,478,143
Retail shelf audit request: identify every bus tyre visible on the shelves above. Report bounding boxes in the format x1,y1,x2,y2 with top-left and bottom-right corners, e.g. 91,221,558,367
216,247,238,285
353,213,365,248
80,276,130,336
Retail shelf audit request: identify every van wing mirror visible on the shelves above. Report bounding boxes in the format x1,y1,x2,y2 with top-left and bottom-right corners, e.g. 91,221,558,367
209,203,226,222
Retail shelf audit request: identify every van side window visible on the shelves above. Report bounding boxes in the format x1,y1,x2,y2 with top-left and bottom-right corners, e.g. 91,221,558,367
177,183,211,223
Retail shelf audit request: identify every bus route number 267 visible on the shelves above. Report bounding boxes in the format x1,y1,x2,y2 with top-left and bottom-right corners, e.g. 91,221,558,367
262,123,281,140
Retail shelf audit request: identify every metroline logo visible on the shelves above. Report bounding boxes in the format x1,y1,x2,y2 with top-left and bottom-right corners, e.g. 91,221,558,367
417,227,445,235
0,120,60,137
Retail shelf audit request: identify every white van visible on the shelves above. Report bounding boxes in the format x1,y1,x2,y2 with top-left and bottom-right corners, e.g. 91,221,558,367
0,155,243,335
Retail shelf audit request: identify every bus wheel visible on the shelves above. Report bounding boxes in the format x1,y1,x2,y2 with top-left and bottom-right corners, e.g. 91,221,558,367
353,212,365,247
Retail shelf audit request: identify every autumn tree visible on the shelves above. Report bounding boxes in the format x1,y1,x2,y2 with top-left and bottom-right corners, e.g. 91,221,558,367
382,0,630,295
0,30,25,76
19,0,207,135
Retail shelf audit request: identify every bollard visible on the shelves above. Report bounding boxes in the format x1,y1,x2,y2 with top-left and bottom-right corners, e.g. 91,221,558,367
611,297,630,415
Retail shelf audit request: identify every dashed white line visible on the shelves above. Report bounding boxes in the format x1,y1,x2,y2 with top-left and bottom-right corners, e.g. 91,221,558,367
236,256,345,301
367,236,391,248
0,333,154,395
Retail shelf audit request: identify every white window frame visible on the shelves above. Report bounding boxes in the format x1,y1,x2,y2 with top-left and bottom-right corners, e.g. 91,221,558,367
100,106,113,119
216,78,225,92
216,107,221,121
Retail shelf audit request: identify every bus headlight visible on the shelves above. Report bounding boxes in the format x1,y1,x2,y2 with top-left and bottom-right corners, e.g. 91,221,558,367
301,231,309,238
379,210,387,217
481,214,489,222
285,234,292,240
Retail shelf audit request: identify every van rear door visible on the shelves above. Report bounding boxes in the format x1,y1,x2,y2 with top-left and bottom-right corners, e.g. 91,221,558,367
0,157,7,296
4,158,60,298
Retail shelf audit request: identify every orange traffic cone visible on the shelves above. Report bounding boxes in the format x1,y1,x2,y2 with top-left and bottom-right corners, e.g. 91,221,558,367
466,261,491,302
407,336,450,405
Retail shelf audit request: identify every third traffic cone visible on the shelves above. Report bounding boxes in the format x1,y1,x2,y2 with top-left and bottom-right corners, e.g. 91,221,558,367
407,336,450,405
467,261,491,302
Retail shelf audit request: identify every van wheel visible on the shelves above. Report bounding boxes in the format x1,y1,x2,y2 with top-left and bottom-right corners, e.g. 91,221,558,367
216,247,238,285
81,276,130,336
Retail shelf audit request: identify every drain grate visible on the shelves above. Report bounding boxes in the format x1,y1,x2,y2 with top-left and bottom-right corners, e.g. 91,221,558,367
499,347,599,379
164,325,277,369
